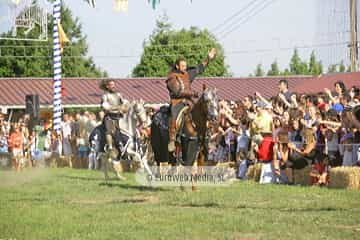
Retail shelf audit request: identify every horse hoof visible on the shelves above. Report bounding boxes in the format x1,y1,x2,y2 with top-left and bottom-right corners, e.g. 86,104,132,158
117,175,126,181
192,186,199,192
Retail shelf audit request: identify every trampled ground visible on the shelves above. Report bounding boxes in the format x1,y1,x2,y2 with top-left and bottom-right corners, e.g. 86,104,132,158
0,168,359,240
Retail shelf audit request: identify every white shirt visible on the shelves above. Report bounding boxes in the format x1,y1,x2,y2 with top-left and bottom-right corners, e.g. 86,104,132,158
61,121,72,139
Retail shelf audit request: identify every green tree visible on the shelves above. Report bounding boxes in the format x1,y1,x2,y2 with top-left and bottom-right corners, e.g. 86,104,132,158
289,49,308,75
254,63,264,77
327,60,351,73
346,65,352,72
267,60,280,76
0,3,107,77
327,64,338,73
132,15,229,77
281,68,291,76
308,51,323,75
339,60,346,72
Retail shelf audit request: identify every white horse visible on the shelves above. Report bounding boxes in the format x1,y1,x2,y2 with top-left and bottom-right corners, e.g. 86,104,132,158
102,100,153,181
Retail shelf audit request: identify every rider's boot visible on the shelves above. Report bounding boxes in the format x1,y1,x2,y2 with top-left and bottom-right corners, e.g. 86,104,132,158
168,118,177,152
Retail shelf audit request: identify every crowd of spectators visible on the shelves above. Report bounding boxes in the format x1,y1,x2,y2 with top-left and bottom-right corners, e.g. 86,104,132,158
207,80,360,186
0,110,105,171
0,79,359,187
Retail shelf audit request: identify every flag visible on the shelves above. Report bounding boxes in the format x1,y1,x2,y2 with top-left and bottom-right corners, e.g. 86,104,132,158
86,0,96,8
148,0,160,10
114,0,128,13
57,22,69,53
11,0,22,5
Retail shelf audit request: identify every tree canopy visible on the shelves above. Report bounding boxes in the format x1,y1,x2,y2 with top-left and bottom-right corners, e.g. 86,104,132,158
0,3,107,77
132,15,230,77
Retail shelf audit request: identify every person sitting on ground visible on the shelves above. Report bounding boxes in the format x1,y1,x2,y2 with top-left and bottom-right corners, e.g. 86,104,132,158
310,154,330,186
288,128,318,170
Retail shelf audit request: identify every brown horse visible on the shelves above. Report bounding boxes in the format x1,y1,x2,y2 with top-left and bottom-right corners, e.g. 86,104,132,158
150,88,219,167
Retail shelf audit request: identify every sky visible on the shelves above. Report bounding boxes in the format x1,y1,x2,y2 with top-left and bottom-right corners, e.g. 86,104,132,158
0,0,322,77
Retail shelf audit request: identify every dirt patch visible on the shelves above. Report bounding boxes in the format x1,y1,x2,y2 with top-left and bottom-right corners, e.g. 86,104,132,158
70,195,159,205
0,168,51,187
233,232,264,240
335,225,360,232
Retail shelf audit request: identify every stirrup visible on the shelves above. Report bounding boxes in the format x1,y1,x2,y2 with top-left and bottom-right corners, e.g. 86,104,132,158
104,144,112,153
168,141,176,152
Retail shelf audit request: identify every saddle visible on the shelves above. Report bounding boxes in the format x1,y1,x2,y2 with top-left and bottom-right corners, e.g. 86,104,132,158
89,123,130,158
153,106,170,130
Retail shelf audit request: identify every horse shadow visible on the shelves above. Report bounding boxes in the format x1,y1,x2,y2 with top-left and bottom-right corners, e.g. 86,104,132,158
98,182,169,192
60,175,104,182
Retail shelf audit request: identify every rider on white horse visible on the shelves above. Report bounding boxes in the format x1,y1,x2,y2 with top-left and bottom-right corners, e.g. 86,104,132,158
100,79,130,158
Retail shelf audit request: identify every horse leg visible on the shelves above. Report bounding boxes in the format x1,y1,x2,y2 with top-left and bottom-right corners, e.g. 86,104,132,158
191,146,206,192
103,153,110,182
191,159,199,192
113,160,126,181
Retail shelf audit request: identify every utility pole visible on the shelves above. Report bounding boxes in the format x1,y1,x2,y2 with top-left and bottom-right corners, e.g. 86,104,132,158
350,0,358,72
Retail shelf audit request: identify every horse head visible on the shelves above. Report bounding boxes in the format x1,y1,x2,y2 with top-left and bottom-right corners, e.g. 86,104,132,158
132,99,151,127
201,87,219,122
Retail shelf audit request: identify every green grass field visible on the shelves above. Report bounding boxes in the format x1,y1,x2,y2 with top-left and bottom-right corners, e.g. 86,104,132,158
0,168,359,240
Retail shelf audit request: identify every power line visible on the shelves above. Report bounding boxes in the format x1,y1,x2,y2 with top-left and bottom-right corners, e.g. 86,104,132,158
215,0,273,38
1,31,350,51
210,0,261,33
219,0,277,40
0,41,349,59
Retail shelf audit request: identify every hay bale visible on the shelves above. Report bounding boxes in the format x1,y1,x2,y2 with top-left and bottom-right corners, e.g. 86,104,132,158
216,162,236,168
246,163,262,182
329,167,360,190
293,166,311,186
56,156,72,167
205,160,217,166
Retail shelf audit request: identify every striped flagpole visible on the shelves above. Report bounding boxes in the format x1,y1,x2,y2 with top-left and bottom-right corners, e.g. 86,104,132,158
53,0,62,133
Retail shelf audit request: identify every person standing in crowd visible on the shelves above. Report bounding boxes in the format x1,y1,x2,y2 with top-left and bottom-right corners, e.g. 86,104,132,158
77,121,88,168
8,124,23,171
273,130,290,184
19,119,30,166
340,133,355,166
61,113,73,168
325,126,340,166
28,130,38,167
0,130,8,153
44,129,52,152
349,86,360,105
50,131,62,167
324,81,348,105
277,79,293,106
71,113,81,168
288,118,303,146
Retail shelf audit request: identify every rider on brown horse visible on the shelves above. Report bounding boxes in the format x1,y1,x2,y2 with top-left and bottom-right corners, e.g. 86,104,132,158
166,48,217,152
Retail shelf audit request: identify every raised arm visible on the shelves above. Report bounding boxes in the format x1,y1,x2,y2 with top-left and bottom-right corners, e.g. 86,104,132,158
188,48,217,82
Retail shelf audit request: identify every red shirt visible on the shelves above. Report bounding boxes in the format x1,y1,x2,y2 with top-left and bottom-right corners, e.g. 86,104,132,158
8,132,23,150
311,163,329,185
